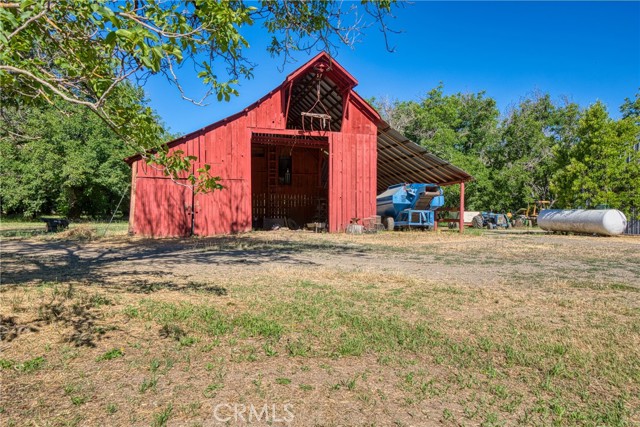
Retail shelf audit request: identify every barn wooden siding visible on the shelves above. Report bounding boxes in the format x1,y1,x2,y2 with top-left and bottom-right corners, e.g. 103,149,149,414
329,116,378,231
129,53,379,236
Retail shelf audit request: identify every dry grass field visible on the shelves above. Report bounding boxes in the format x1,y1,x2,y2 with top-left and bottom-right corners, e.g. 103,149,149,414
1,230,639,426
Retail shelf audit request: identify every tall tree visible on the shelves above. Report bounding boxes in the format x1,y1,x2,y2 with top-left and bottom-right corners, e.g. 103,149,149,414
551,101,640,215
0,0,399,190
621,91,640,122
375,85,501,210
0,85,171,218
491,94,581,211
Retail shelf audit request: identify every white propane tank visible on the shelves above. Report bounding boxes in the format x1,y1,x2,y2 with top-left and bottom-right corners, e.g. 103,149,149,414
538,209,627,236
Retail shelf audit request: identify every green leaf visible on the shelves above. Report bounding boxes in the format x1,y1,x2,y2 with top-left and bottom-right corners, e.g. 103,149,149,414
105,31,116,46
115,29,133,40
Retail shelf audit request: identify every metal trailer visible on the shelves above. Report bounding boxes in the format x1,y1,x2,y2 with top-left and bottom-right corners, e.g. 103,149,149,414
376,183,444,230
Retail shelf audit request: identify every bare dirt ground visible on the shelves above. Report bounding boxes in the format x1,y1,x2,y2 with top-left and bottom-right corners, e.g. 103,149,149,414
3,230,638,287
1,230,639,426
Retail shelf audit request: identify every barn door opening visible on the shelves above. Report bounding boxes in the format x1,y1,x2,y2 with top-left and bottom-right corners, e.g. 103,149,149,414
251,133,328,230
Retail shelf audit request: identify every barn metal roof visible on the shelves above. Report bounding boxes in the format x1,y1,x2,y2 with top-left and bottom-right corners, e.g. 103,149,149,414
376,121,473,191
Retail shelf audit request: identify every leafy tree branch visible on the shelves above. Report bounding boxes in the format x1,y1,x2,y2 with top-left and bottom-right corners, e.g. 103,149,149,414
1,0,399,191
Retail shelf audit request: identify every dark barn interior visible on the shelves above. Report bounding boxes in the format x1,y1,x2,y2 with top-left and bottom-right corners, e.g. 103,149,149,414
251,134,329,229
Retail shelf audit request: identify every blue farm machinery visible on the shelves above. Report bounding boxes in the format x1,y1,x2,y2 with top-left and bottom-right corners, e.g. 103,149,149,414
376,183,444,230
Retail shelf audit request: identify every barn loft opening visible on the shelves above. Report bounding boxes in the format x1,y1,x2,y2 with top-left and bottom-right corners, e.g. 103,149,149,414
285,64,345,132
251,133,329,230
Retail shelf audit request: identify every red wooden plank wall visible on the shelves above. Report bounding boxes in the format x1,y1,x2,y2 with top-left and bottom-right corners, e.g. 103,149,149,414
131,91,285,236
327,98,378,232
194,178,250,235
329,132,377,232
192,122,252,236
133,175,191,237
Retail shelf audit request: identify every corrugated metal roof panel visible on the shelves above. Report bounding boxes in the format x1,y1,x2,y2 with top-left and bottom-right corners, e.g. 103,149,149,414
376,122,473,192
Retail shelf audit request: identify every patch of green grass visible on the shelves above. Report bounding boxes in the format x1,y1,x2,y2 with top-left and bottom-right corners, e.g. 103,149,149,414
179,336,198,347
262,342,277,357
334,375,358,391
139,376,158,393
297,280,330,290
87,294,113,307
286,338,310,357
234,313,283,339
152,403,173,427
96,348,124,362
299,383,313,391
275,377,291,385
0,359,15,370
150,358,161,373
231,345,258,362
106,403,118,415
478,337,495,352
500,395,523,413
571,281,640,293
71,395,88,406
123,306,140,318
203,382,224,398
16,356,45,373
433,285,465,295
252,376,265,398
200,340,219,352
481,412,504,427
336,333,366,356
138,301,231,336
63,384,78,395
130,284,452,361
490,384,509,400
181,401,202,417
159,323,187,341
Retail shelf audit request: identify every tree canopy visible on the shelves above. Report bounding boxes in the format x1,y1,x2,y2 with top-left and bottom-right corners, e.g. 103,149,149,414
0,85,174,218
551,100,640,214
0,0,398,190
376,89,639,217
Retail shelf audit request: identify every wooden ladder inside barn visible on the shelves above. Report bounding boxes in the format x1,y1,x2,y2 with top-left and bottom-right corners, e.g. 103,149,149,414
266,146,277,218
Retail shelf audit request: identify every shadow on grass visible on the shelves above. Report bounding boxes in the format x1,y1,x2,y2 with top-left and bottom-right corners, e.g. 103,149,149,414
0,315,39,342
0,228,47,238
117,279,228,295
0,280,229,348
0,234,370,287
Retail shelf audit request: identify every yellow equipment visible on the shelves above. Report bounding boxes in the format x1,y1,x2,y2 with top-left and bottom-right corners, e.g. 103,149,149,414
515,201,551,227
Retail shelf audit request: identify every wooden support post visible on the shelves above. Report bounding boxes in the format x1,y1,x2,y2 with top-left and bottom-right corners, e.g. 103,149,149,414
459,181,465,234
128,163,137,235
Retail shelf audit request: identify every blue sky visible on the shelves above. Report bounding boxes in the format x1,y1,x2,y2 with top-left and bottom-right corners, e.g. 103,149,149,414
144,1,640,135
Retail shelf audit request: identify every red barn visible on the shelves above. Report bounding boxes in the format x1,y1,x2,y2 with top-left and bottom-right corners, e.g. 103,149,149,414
127,53,472,237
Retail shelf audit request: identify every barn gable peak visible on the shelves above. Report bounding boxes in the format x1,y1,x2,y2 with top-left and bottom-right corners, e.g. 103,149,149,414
283,53,364,132
285,52,358,90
